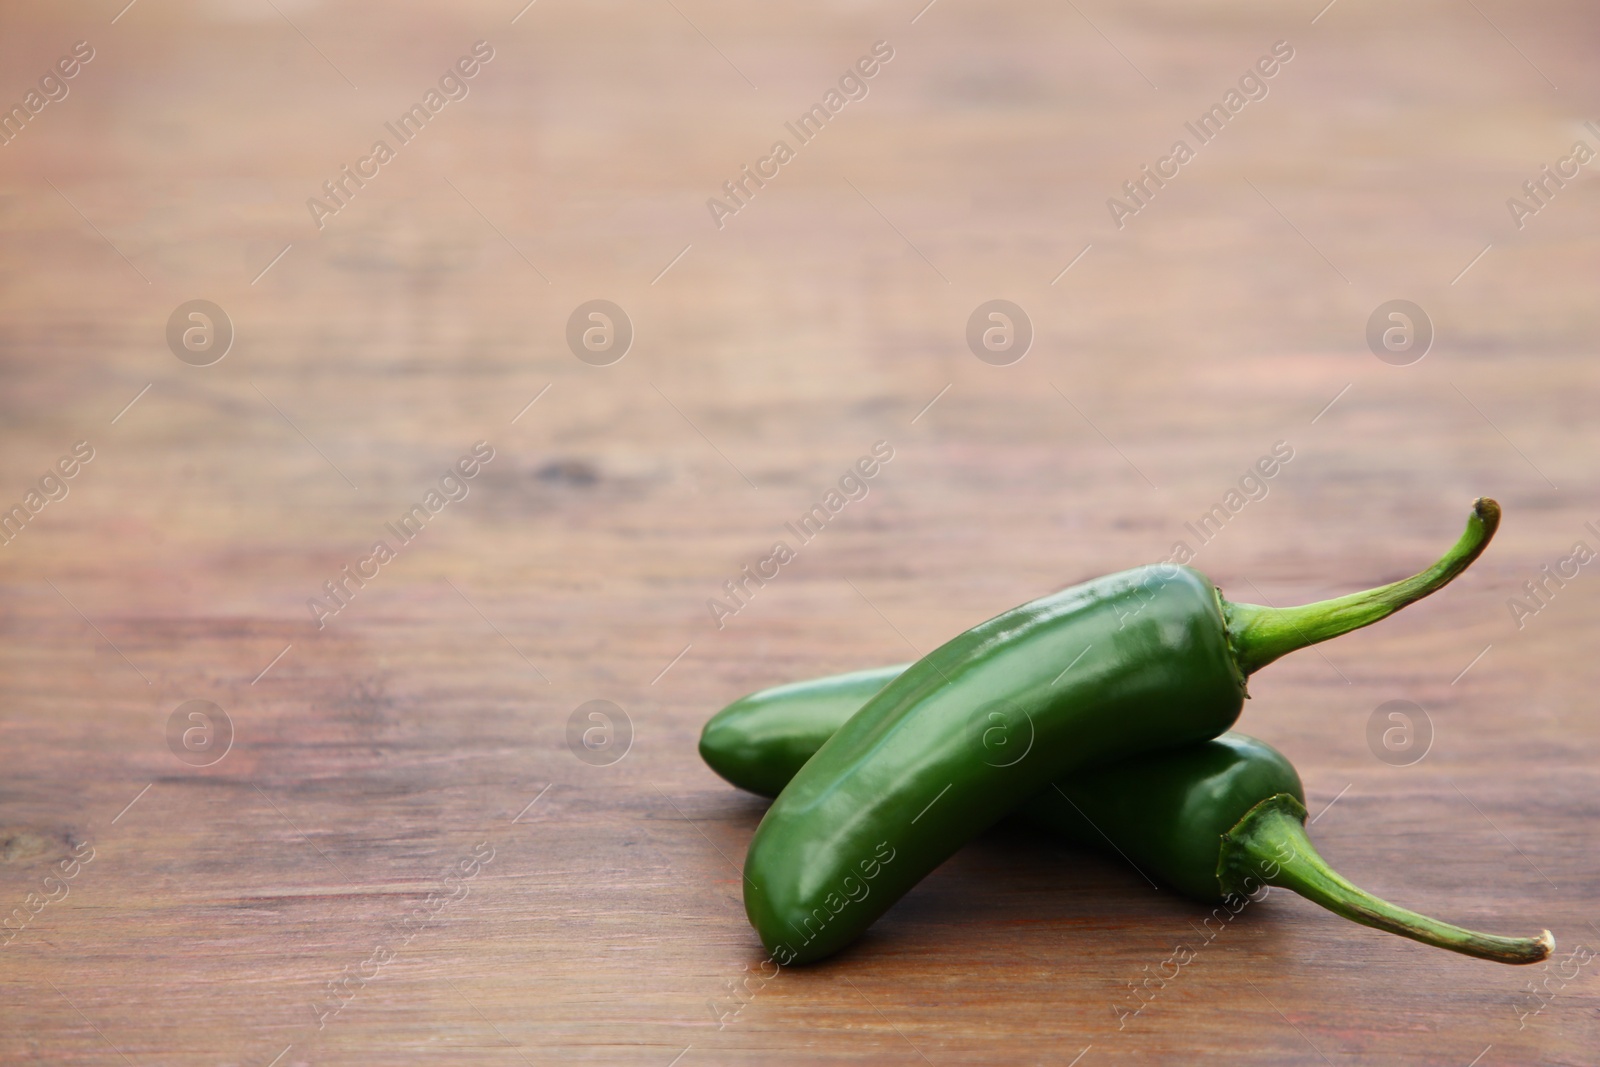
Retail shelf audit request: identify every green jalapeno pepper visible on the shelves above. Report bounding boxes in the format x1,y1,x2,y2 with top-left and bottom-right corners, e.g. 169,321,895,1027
741,501,1499,964
703,669,1551,964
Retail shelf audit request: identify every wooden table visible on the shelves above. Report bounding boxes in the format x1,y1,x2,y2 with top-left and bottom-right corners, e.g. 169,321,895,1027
1,0,1595,1062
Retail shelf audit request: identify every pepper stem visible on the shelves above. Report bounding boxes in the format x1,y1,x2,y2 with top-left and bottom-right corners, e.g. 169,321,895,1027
1225,498,1500,676
1217,794,1552,965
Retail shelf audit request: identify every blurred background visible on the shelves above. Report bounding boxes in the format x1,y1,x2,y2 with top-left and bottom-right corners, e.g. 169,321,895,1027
1,0,1596,1063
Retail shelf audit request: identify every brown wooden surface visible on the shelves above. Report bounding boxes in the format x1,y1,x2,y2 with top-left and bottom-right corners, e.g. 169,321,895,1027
2,0,1597,1063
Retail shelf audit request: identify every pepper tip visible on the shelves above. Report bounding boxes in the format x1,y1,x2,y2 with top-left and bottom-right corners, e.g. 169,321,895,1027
1472,497,1501,536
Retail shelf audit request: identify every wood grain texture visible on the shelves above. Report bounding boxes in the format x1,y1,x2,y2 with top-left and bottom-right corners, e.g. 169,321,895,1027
1,0,1597,1063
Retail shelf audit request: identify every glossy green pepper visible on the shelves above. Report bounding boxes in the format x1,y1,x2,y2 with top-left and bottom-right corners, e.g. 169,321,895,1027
741,501,1499,964
704,672,1551,964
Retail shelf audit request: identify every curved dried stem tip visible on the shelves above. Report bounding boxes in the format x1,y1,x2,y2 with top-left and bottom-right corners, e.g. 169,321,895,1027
1226,498,1500,676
